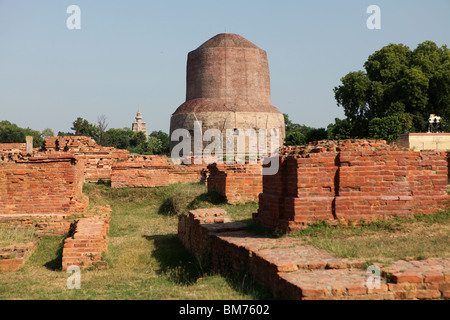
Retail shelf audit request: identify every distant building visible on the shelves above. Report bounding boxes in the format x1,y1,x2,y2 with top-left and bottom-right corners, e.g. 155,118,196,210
132,107,148,140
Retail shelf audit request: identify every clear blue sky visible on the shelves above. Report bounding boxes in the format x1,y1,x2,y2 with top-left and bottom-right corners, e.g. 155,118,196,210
1,0,449,135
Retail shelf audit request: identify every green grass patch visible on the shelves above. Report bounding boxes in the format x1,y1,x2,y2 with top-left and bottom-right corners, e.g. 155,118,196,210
285,210,450,265
0,182,268,300
0,225,37,247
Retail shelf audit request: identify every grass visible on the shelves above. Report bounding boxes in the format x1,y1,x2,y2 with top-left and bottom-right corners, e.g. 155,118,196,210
0,182,270,300
1,181,449,299
286,210,450,266
0,225,37,247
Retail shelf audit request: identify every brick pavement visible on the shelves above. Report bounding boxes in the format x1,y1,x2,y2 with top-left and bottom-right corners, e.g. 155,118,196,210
179,208,450,300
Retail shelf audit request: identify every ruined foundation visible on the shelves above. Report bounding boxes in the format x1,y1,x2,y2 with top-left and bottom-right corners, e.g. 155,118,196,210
253,140,450,232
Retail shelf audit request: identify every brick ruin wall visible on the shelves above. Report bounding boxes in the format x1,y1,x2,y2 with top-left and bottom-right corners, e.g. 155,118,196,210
254,140,450,232
179,208,450,300
111,155,208,188
207,162,263,204
0,152,89,235
448,152,450,184
39,136,130,183
0,143,26,153
62,206,112,271
0,241,37,272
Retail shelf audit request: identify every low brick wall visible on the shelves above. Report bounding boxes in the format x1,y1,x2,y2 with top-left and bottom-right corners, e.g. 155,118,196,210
0,213,87,238
62,206,112,271
178,208,246,265
111,155,207,188
178,208,450,300
0,241,37,272
207,162,262,204
254,140,450,232
0,153,88,216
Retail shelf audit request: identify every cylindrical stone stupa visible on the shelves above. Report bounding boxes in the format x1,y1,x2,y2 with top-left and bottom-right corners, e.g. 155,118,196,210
170,33,285,158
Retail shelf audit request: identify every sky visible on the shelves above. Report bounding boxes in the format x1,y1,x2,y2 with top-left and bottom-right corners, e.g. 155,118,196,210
1,0,449,135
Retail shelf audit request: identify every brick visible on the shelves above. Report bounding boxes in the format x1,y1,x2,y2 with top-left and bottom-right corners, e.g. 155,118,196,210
415,290,441,300
424,273,445,283
391,273,423,284
254,140,450,232
346,285,367,296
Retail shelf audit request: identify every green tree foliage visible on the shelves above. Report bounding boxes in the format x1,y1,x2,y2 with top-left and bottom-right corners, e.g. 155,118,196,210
71,117,99,141
104,128,136,150
283,114,313,136
148,131,170,155
0,120,43,147
327,118,353,140
305,128,328,143
368,116,403,143
284,131,306,146
283,113,327,145
334,41,450,137
41,128,55,138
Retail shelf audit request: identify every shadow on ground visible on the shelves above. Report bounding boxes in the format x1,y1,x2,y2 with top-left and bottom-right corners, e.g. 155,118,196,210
142,233,274,299
142,234,204,285
157,190,226,216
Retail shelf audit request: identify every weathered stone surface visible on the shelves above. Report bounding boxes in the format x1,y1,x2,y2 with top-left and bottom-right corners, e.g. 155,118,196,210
111,155,208,188
169,33,285,156
39,136,130,183
207,161,262,204
254,139,450,232
178,211,450,300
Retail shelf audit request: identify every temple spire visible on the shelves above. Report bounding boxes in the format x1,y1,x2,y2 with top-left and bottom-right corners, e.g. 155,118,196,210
132,105,148,140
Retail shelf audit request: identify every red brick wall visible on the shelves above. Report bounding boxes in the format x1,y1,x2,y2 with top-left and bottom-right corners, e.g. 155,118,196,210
0,143,26,152
0,153,88,216
254,140,450,232
177,208,237,263
111,155,207,188
447,152,450,184
336,150,449,222
40,136,130,182
207,162,262,204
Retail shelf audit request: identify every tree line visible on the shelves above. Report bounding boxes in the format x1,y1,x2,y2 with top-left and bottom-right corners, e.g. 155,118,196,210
285,40,449,145
0,116,170,155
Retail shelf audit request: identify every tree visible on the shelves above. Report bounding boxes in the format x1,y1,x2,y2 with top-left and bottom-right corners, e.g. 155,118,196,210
149,130,170,155
327,118,353,140
368,116,403,143
104,128,133,150
103,128,150,154
284,131,306,146
283,114,314,136
0,121,25,143
334,41,450,136
0,121,43,147
97,115,109,146
41,128,55,138
305,128,328,143
71,117,99,141
147,136,164,155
